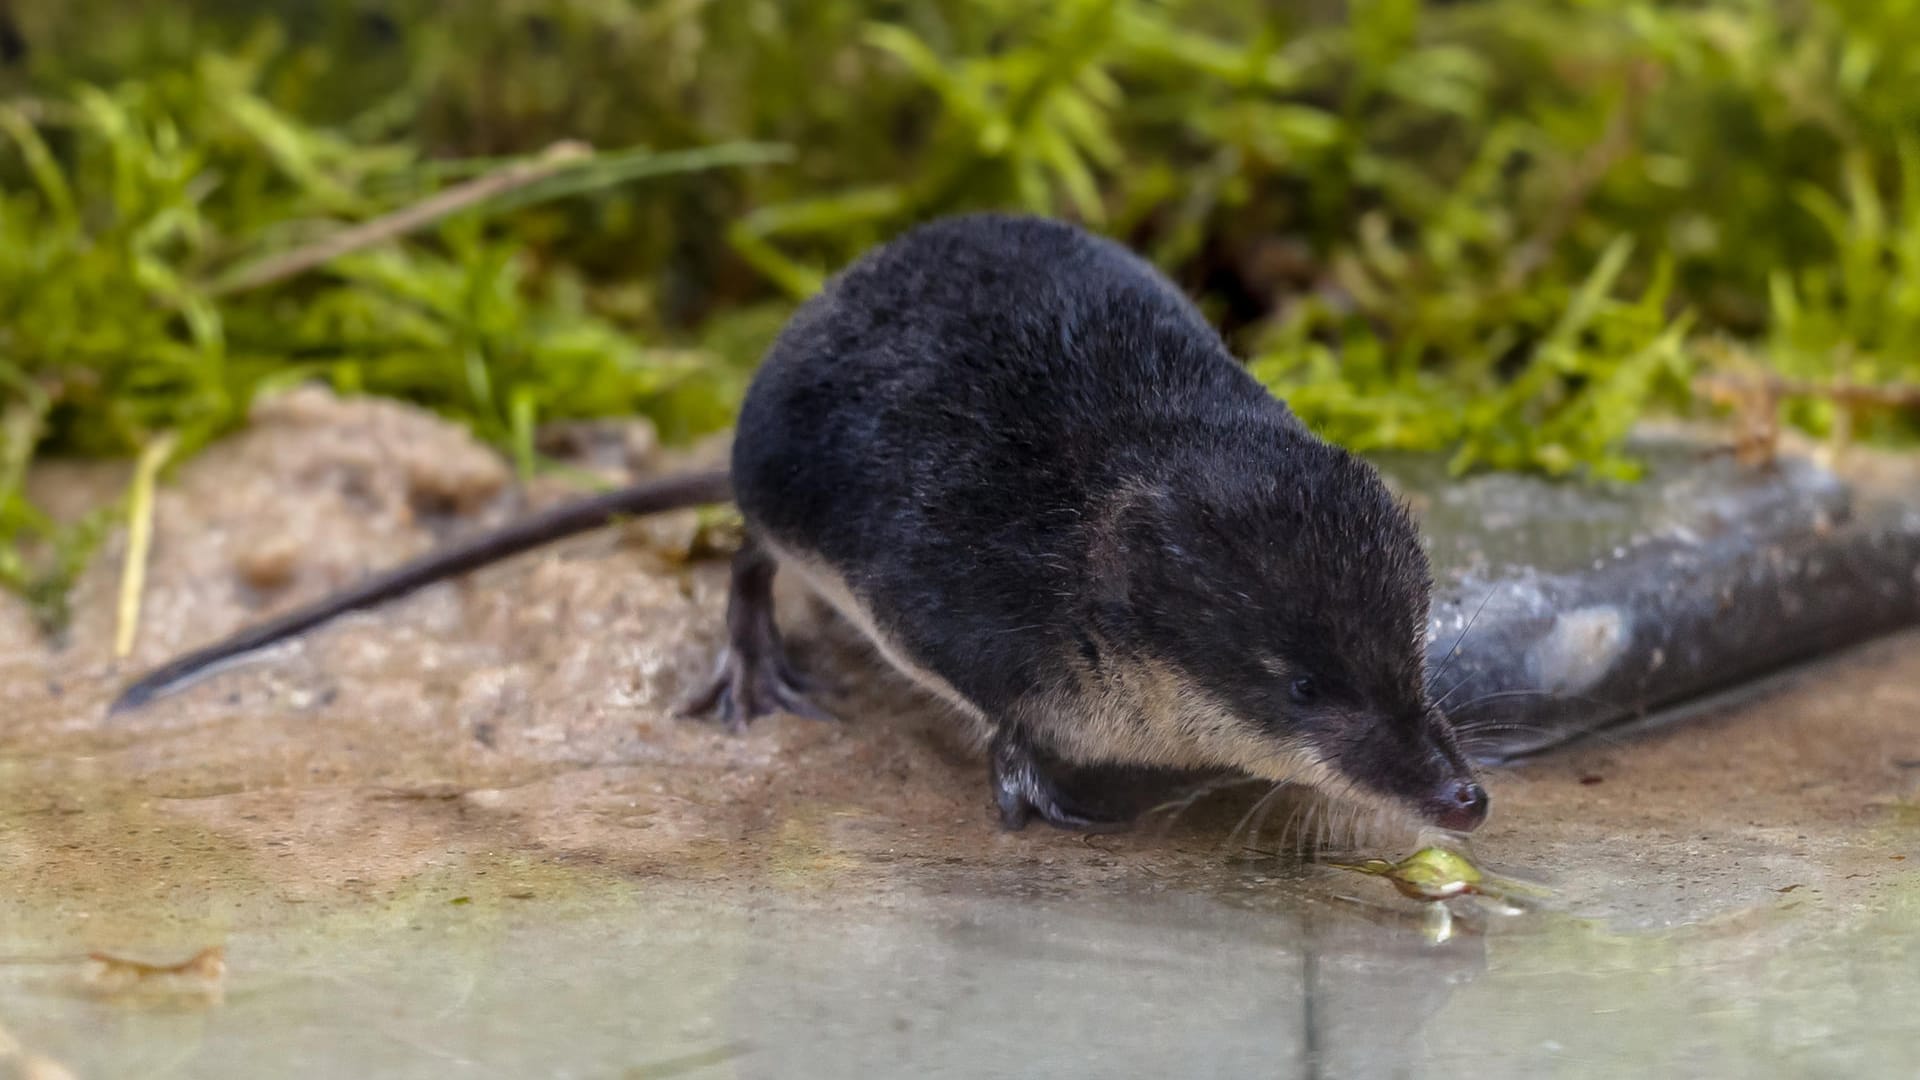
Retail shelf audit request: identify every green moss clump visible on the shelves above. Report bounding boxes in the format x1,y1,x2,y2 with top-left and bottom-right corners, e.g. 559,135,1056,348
0,1,1918,616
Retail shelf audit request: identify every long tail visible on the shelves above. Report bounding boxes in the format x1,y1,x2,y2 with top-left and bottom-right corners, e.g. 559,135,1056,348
108,469,734,715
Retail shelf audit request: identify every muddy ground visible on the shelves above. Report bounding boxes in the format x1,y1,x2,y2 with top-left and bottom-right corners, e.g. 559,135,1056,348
4,387,1919,945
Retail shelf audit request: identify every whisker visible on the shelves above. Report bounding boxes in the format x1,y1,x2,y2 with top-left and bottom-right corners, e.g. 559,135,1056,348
1457,722,1559,741
1350,803,1376,853
1296,801,1324,860
1456,717,1591,736
1449,687,1571,707
1366,805,1392,853
1459,720,1632,752
1428,585,1499,693
1145,775,1257,837
1448,686,1620,715
1324,786,1362,854
1274,794,1311,857
1244,782,1297,855
1433,669,1482,712
1445,684,1638,756
1224,781,1289,856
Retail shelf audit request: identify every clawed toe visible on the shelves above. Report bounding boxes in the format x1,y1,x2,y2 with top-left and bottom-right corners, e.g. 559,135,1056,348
678,537,834,732
679,647,835,732
990,727,1125,833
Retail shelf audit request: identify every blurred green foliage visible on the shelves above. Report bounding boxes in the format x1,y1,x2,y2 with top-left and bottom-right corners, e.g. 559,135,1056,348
1,0,1919,616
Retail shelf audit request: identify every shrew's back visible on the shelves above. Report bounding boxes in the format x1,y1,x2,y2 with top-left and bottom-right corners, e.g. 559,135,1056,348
730,213,1305,713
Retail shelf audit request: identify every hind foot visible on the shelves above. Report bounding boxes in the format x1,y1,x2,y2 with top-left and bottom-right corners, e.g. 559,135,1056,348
990,727,1124,833
680,646,831,733
678,536,833,732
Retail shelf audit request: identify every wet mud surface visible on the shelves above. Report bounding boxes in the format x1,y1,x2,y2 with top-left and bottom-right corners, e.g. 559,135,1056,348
4,390,1919,1077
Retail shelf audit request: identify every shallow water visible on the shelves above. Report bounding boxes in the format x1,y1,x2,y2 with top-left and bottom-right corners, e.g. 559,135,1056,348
5,826,1918,1078
5,393,1918,1077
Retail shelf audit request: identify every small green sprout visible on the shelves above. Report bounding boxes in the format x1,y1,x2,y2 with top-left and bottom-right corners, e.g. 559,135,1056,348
1330,846,1545,912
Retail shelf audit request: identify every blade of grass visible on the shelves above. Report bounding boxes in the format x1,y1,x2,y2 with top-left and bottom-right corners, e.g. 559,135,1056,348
477,141,794,214
114,430,180,659
0,104,79,228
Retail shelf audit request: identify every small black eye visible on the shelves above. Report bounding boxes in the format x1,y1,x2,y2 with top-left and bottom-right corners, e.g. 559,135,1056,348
1289,676,1317,704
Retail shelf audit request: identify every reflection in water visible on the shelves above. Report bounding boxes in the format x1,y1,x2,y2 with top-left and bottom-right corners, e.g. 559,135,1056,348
1302,902,1489,1079
0,872,1493,1079
7,862,1920,1077
709,875,1490,1077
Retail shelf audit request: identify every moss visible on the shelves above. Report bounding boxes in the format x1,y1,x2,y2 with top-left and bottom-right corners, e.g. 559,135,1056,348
1,1,1918,615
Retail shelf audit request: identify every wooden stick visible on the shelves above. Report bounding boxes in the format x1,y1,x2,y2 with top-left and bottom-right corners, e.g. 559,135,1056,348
209,140,593,297
1693,372,1920,410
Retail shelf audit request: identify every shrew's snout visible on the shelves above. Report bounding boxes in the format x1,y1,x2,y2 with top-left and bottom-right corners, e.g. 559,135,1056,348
1425,777,1489,832
1327,716,1490,832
